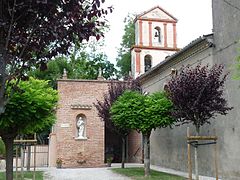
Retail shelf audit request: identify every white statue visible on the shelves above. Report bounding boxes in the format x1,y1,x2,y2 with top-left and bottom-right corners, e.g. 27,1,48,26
77,117,85,138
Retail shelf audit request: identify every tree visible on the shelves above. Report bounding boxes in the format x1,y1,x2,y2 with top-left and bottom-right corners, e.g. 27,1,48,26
110,91,174,176
30,39,118,88
116,14,135,78
0,0,112,114
166,64,233,180
0,78,58,180
95,78,141,168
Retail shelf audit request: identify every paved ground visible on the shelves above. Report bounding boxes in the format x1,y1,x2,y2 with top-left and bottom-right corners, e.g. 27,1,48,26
43,167,130,180
43,164,143,180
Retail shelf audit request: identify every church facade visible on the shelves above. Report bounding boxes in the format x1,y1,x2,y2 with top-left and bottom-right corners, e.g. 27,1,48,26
50,1,240,179
138,1,240,179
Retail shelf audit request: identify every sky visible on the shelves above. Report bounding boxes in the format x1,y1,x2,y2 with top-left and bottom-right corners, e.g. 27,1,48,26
102,0,213,64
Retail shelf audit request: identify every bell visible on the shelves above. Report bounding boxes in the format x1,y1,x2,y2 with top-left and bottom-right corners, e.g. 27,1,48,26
154,32,158,37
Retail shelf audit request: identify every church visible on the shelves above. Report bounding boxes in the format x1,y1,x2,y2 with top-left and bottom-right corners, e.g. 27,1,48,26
49,1,240,179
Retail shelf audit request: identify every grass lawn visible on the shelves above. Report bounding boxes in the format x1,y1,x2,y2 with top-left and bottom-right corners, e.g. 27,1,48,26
111,167,185,180
0,171,43,180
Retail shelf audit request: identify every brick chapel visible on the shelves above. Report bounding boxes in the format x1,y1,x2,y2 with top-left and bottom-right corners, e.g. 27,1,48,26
48,6,179,168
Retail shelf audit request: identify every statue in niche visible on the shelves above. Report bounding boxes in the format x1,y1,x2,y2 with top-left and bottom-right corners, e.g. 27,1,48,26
77,117,85,138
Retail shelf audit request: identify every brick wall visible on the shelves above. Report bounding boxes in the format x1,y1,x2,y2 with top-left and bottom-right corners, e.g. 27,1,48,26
55,79,142,168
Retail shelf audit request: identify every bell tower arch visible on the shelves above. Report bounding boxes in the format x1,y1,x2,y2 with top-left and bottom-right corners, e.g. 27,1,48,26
131,6,180,78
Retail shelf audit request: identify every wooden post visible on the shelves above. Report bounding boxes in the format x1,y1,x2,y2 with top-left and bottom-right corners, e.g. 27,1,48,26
33,134,37,180
20,139,24,179
213,129,218,180
16,145,18,180
187,127,192,180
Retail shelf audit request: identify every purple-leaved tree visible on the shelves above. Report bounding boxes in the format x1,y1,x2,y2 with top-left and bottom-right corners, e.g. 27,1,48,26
95,77,141,168
167,64,233,180
0,0,112,114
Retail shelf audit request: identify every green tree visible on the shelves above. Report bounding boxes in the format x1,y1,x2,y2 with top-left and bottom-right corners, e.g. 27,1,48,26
116,14,135,78
29,57,70,88
30,40,117,88
0,0,111,115
0,78,58,180
95,78,141,168
111,91,174,177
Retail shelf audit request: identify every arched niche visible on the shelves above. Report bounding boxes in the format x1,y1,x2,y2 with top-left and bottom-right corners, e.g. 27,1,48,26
75,114,87,139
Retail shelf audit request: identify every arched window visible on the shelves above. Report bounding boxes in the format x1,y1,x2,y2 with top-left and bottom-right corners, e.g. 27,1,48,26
154,26,161,43
144,55,152,72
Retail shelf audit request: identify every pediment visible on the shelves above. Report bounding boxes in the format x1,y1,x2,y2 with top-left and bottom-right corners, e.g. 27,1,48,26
138,6,177,22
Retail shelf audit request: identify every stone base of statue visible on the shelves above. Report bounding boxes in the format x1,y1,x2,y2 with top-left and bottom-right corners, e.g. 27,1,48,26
75,136,88,140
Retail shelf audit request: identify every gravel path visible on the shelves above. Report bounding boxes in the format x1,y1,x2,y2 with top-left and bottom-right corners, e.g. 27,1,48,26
43,167,130,180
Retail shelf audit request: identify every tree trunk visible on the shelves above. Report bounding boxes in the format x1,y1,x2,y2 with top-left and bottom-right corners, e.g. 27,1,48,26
121,137,125,168
27,146,31,171
2,135,15,180
195,127,200,180
143,133,151,177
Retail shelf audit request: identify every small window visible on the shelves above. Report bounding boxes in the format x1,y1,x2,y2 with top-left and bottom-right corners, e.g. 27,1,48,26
144,55,152,72
154,26,161,43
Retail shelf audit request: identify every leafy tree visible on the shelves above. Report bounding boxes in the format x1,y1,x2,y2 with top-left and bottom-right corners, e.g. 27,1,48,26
167,64,232,132
0,0,111,114
0,78,58,180
95,78,141,168
29,56,69,88
166,64,233,179
116,14,135,78
30,39,118,88
110,91,174,176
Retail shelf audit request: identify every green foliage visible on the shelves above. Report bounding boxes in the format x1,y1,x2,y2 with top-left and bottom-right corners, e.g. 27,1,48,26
110,91,174,135
116,14,135,78
0,78,58,135
29,57,69,88
111,167,185,180
30,40,117,88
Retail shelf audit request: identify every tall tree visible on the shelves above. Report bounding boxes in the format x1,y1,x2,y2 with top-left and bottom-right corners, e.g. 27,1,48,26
95,78,141,168
166,64,233,180
30,38,118,88
0,0,112,114
110,91,174,176
0,78,58,180
116,14,135,78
